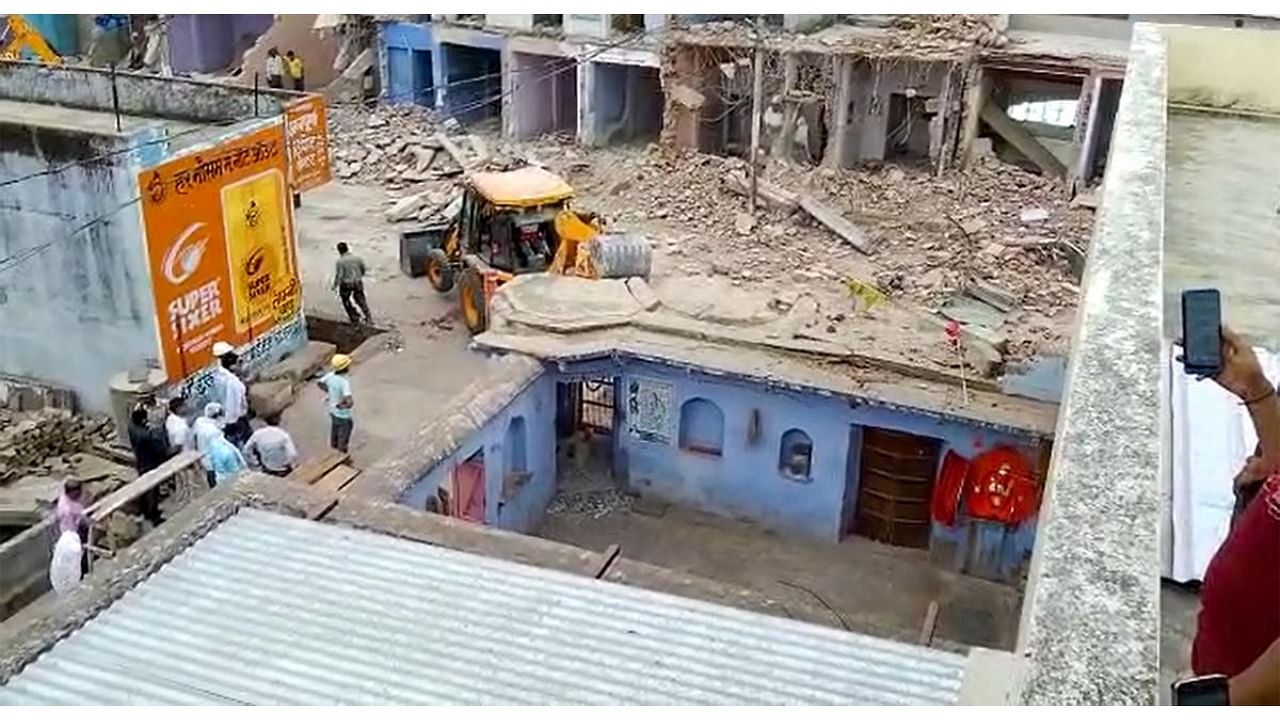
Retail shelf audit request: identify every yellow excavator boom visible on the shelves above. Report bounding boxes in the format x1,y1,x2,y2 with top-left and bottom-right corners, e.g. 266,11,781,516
1,15,62,64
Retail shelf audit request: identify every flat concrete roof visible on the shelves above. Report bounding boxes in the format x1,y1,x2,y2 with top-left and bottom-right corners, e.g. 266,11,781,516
0,98,201,137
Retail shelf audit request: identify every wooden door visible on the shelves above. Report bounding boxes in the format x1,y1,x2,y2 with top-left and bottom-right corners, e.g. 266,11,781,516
853,427,942,549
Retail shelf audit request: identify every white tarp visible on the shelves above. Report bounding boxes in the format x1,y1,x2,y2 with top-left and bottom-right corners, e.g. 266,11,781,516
1168,344,1280,582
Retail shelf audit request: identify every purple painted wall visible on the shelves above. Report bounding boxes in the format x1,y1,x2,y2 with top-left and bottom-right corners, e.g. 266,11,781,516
168,14,273,74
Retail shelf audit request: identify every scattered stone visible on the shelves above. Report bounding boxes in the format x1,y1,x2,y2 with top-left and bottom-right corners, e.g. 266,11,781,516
966,278,1019,313
711,260,732,275
734,212,756,235
959,217,988,235
1019,207,1050,224
771,290,801,312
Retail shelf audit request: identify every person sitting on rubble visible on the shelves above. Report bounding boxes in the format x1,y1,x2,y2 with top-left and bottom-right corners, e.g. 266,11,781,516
243,414,299,478
1184,325,1280,705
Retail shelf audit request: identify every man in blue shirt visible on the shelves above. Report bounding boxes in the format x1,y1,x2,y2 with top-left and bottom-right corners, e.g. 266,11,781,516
317,354,354,453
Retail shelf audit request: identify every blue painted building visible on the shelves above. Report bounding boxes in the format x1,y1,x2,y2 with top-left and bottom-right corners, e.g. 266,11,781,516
377,21,435,107
401,373,558,534
396,352,1049,584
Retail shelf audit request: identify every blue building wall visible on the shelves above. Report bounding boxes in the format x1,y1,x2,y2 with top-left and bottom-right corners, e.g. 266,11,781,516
400,373,557,534
609,360,1043,581
378,21,435,106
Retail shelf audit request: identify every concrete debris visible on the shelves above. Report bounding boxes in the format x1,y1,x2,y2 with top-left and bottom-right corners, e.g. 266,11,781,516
724,170,799,212
669,83,706,110
1019,207,1050,224
248,380,294,420
798,193,872,254
385,192,430,222
0,408,116,487
323,99,1091,361
328,104,463,188
546,487,634,519
966,278,1019,313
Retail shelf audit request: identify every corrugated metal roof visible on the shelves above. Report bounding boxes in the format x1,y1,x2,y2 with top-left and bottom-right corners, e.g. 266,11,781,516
0,509,968,705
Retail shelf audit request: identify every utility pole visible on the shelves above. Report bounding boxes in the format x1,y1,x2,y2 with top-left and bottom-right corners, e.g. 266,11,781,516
748,15,764,214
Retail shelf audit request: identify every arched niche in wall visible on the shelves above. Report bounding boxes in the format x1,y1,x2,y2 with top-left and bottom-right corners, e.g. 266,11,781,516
502,416,530,500
678,397,724,456
778,428,813,482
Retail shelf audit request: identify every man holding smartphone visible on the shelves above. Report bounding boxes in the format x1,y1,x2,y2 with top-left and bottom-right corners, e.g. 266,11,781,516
1178,326,1280,705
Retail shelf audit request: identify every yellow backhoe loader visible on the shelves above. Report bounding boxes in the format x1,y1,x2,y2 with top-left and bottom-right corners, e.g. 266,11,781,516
422,166,651,333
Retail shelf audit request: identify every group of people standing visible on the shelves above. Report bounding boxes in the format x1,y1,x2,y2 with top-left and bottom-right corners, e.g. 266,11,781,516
264,47,305,91
51,339,357,598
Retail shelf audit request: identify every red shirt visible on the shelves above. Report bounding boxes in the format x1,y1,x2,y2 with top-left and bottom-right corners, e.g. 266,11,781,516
1192,474,1280,676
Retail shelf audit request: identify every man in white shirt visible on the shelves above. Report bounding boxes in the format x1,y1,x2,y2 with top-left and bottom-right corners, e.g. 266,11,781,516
211,341,250,448
192,402,225,487
164,396,193,453
265,47,284,89
243,414,299,477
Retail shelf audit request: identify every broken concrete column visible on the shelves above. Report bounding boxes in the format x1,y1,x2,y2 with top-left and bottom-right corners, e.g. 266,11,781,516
771,53,799,159
823,55,856,168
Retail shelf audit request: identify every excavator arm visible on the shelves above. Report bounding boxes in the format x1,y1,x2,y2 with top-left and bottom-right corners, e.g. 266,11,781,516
1,15,62,64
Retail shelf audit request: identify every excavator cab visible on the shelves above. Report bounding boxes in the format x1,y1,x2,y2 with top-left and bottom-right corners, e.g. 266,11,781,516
424,166,649,334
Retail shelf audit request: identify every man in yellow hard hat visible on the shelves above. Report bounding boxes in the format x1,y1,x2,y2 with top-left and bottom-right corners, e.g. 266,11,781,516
317,354,354,453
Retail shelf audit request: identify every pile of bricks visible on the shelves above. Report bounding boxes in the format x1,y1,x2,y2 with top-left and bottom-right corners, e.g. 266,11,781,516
0,408,117,486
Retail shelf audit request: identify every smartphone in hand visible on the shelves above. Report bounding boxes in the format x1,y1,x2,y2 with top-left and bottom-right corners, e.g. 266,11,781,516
1181,289,1222,377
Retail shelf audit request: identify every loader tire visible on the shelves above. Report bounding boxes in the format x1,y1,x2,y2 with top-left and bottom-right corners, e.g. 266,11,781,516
458,268,488,334
425,249,455,292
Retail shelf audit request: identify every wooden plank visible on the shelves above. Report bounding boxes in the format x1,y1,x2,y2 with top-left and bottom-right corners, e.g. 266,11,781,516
311,465,360,497
287,450,347,485
593,543,622,579
797,194,872,254
979,101,1068,178
918,600,940,646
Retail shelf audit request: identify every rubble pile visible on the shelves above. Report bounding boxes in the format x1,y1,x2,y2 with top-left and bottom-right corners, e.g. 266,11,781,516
673,14,1005,59
0,408,116,486
327,104,463,187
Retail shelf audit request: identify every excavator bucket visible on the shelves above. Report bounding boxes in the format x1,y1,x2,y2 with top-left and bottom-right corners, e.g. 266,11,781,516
550,210,651,280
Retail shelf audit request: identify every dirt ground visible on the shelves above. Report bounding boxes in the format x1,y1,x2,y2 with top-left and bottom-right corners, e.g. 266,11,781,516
281,181,495,467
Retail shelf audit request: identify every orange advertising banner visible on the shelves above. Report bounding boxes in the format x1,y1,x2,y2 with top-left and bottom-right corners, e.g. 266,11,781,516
284,95,332,193
138,123,300,381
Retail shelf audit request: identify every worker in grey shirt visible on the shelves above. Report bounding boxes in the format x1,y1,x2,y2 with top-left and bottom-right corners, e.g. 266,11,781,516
243,414,299,477
332,242,373,325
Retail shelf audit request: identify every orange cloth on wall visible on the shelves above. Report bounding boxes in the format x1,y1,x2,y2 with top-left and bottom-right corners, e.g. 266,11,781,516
931,450,970,526
965,446,1040,525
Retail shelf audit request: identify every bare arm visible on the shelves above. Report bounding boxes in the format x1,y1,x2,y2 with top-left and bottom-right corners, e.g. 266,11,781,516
1214,327,1280,475
1230,636,1280,705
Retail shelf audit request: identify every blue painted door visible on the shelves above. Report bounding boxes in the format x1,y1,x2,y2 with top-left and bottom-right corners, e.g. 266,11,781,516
411,49,434,107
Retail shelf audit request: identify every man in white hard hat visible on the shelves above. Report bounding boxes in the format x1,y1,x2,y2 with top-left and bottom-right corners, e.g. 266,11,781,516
317,353,355,453
210,341,250,448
